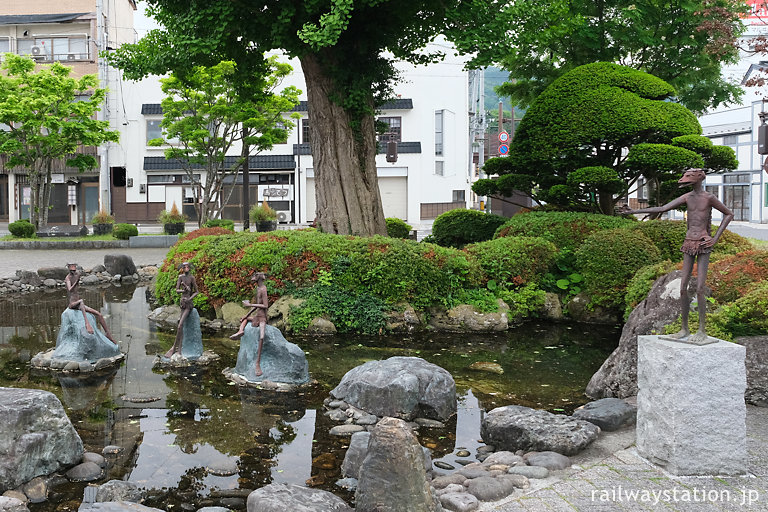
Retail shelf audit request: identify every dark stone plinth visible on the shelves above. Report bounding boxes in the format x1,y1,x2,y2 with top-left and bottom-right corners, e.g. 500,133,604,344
225,324,309,385
36,225,88,237
52,309,120,362
179,308,203,360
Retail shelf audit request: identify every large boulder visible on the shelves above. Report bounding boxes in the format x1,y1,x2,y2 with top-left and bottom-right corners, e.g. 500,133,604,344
571,398,636,431
480,405,600,456
735,335,768,407
37,267,69,280
586,271,697,399
428,303,508,332
0,388,84,492
52,309,121,362
355,417,440,512
147,305,180,330
103,255,136,277
246,483,352,512
330,356,456,421
230,324,309,385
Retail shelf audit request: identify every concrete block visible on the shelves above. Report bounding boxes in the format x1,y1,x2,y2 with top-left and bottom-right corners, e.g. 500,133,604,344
636,335,747,475
128,235,179,248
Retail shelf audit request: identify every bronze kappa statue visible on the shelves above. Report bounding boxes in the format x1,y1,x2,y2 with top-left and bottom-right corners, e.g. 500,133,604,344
164,261,199,358
621,168,734,344
230,271,269,377
65,263,116,342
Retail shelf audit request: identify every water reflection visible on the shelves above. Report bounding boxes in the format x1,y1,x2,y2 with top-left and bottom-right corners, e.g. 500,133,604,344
0,286,619,511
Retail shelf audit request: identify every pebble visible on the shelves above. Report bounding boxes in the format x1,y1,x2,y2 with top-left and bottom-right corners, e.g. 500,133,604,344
508,466,549,479
328,424,365,436
524,451,571,470
334,478,358,491
433,461,455,471
207,460,239,476
414,418,446,428
102,445,124,455
83,452,107,467
455,450,471,458
66,462,103,482
21,477,47,504
454,459,474,466
328,400,348,409
440,492,479,512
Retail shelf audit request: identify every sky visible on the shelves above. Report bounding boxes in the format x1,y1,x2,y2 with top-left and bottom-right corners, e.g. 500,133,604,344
133,2,160,38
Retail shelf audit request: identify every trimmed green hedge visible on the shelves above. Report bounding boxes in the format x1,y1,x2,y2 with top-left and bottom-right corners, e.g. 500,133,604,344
630,220,752,262
8,219,35,238
495,211,635,252
431,209,507,248
113,223,138,240
465,236,557,288
203,218,235,232
575,228,662,309
386,217,412,239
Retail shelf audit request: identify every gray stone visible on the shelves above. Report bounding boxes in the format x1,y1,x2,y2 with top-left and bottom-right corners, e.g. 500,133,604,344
735,335,768,407
331,356,456,421
37,225,88,238
82,452,106,467
217,498,244,509
37,267,68,280
334,478,358,492
428,304,508,332
66,462,103,482
356,417,440,512
91,265,106,273
307,317,337,335
563,293,618,324
94,481,142,503
207,460,239,477
465,476,516,501
148,305,181,330
15,271,41,287
79,502,164,512
498,474,529,489
52,309,121,362
42,279,57,288
329,424,365,436
341,432,370,479
230,324,309,385
523,452,571,470
103,254,136,276
81,275,101,285
540,292,563,321
480,405,600,456
481,451,523,467
326,409,348,422
266,296,305,331
572,398,636,431
1,492,26,504
431,474,466,489
128,235,178,248
0,497,29,512
415,418,445,428
636,335,747,476
246,483,352,512
219,302,248,327
0,388,83,492
434,484,465,496
21,477,47,503
507,466,549,479
439,492,478,512
587,271,698,399
328,400,348,409
457,467,488,479
433,461,455,471
102,446,123,455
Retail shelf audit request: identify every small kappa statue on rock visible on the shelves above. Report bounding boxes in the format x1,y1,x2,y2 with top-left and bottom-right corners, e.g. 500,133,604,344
230,271,269,377
164,261,198,358
65,262,116,342
620,168,734,345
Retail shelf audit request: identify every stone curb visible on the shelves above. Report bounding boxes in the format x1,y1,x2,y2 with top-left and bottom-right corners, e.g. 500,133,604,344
0,240,129,250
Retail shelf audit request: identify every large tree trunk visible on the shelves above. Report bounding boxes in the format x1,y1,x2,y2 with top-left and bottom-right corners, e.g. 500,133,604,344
300,54,387,236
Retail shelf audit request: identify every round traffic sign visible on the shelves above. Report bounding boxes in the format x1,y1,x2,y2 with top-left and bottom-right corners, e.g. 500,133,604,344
498,144,509,155
498,131,510,143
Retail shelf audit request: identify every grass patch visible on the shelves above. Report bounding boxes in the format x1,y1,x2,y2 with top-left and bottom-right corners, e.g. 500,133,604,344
748,238,768,251
1,234,119,242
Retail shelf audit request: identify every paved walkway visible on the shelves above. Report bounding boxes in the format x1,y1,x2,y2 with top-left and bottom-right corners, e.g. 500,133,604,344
483,406,768,511
0,247,170,278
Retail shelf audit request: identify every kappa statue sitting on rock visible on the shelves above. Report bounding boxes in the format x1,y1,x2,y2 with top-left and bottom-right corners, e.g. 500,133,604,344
66,262,116,342
230,271,269,377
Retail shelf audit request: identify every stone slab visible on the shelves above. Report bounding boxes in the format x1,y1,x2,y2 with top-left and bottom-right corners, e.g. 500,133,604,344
128,235,179,248
636,335,747,476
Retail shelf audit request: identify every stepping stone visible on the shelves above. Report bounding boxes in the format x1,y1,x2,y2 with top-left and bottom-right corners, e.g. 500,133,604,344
440,492,479,512
507,466,549,479
524,451,571,470
572,397,636,431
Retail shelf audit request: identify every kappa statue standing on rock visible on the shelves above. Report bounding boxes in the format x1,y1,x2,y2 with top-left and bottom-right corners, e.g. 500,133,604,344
230,271,269,376
164,261,198,358
620,168,734,345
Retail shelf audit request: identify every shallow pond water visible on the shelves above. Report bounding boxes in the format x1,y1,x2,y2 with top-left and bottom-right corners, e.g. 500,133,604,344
0,285,620,510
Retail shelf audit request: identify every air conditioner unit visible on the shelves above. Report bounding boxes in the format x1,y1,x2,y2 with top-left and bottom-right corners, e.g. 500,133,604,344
275,210,292,223
66,53,77,60
31,46,43,56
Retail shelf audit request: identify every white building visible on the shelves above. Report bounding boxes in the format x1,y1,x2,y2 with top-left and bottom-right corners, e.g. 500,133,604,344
110,44,472,229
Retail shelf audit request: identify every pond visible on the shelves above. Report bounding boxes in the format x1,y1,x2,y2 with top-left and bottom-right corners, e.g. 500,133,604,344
0,285,620,511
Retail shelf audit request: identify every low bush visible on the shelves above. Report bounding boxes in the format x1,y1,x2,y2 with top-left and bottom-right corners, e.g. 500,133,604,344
498,282,547,321
431,209,507,248
708,250,768,303
203,218,235,232
289,283,387,335
629,220,751,262
624,260,677,319
464,236,557,288
575,228,662,309
113,223,138,240
495,211,635,252
386,217,412,239
181,227,234,241
8,219,35,238
709,281,768,339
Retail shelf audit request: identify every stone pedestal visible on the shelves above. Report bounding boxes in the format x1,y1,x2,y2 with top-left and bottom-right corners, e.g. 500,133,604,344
636,335,747,475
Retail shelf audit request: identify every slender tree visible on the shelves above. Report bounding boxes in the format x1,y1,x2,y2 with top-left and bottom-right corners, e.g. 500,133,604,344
0,54,119,229
152,58,300,226
108,0,464,236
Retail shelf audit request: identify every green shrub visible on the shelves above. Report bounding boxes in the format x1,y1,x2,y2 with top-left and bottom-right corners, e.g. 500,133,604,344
113,223,138,240
497,283,547,322
624,260,677,319
709,281,768,339
289,283,387,334
495,211,635,252
203,218,235,232
431,209,507,248
464,236,557,288
8,219,35,238
708,250,768,303
386,217,412,239
575,228,662,309
629,221,751,263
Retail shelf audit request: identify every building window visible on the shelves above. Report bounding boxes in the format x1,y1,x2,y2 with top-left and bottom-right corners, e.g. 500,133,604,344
435,161,444,176
0,38,9,54
722,134,738,146
435,111,444,156
377,117,401,142
637,178,649,201
18,37,88,61
723,174,750,184
706,185,719,198
146,120,162,144
301,119,310,144
452,190,465,202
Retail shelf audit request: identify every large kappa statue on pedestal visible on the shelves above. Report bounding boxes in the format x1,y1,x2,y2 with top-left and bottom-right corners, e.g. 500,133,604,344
164,261,200,359
621,168,734,345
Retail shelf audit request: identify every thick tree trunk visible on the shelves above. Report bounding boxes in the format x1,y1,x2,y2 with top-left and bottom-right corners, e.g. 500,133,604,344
300,54,387,236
